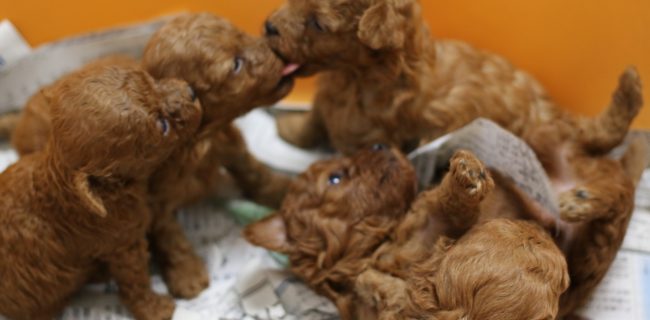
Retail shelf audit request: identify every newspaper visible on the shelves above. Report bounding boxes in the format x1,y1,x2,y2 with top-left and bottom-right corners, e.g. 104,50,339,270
59,204,338,320
408,118,559,216
0,20,32,72
0,18,167,113
235,110,331,173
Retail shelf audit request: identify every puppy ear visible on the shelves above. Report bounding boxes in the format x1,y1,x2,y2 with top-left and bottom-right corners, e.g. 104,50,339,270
244,213,291,254
358,0,412,50
73,172,107,218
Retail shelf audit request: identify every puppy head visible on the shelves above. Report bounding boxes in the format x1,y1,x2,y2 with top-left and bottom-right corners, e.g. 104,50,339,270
264,0,422,76
245,145,417,294
427,220,569,320
143,13,295,127
49,63,202,216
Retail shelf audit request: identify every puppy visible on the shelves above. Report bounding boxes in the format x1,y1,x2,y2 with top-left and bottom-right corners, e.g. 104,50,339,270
245,148,568,320
141,13,297,298
377,97,648,317
0,63,201,319
265,0,640,157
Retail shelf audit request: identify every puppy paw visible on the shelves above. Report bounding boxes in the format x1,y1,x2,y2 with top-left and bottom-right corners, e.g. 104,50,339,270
449,150,494,202
130,293,175,320
559,189,596,223
613,67,643,118
356,269,408,316
276,113,317,148
163,255,209,299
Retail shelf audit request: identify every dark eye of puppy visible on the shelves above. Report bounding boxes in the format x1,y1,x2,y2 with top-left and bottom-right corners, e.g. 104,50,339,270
233,56,245,74
328,172,343,185
187,86,197,101
157,116,170,136
307,15,325,32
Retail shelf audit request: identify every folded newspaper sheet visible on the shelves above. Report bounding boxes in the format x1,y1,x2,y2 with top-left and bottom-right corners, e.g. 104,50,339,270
0,20,32,73
0,18,167,113
1,19,649,320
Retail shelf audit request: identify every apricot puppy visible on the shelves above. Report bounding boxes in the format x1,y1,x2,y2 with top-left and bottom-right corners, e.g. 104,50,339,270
142,13,297,298
266,0,640,157
245,148,568,320
0,63,201,319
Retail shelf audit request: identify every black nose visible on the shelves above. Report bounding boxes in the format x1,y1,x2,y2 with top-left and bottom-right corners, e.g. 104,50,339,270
265,21,280,36
372,144,388,151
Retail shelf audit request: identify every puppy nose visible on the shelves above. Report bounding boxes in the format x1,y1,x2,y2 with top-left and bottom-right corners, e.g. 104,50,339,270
372,144,389,151
265,21,280,36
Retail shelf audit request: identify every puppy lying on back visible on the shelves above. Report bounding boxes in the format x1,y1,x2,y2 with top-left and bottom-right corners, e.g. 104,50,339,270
8,13,298,298
0,63,201,319
372,77,648,317
245,148,568,320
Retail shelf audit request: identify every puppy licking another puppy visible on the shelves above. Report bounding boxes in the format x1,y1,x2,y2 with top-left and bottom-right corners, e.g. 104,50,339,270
142,13,297,298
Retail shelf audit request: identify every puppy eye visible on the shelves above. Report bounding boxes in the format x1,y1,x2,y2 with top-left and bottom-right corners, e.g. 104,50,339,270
328,172,343,185
187,86,197,102
233,56,245,74
157,116,170,136
308,16,325,32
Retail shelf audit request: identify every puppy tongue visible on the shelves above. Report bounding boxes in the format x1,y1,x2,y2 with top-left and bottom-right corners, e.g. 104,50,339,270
282,63,301,76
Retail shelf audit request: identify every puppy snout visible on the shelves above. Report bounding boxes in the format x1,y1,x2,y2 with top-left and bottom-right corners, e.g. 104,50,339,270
265,21,280,37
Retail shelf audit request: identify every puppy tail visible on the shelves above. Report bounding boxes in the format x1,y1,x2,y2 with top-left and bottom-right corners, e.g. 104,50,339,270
620,135,649,187
578,67,644,154
0,111,20,140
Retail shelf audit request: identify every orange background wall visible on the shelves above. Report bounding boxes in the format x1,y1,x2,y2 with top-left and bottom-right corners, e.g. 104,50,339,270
3,0,649,127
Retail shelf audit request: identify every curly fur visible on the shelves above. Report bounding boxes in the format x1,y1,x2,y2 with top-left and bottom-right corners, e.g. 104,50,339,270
245,148,569,319
8,13,296,299
0,63,201,319
358,220,569,320
141,13,295,297
264,0,645,315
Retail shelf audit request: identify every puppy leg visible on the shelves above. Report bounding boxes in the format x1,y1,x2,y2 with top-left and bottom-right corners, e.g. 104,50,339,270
376,151,493,273
276,110,327,148
410,150,494,238
105,239,175,320
150,209,209,299
558,151,635,224
578,67,643,154
559,172,632,223
355,269,409,320
224,152,291,208
216,126,291,208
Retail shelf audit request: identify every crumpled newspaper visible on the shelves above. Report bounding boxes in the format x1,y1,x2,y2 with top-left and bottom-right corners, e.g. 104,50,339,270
57,202,339,320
